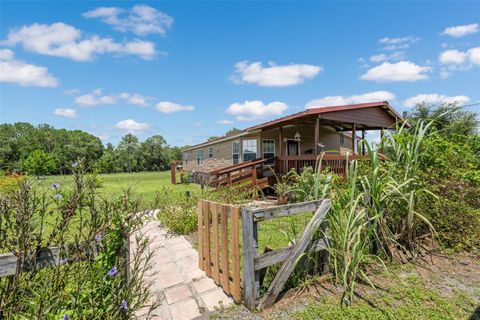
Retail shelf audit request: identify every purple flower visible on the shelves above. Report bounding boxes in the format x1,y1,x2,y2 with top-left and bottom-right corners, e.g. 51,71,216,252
59,258,69,264
72,162,78,168
95,234,102,242
54,193,62,200
62,314,68,320
51,183,60,190
107,266,117,277
120,299,128,310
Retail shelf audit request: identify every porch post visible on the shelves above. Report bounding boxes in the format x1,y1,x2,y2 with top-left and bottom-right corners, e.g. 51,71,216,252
351,124,356,155
278,126,284,174
361,130,366,156
380,129,384,154
314,118,320,155
239,138,243,163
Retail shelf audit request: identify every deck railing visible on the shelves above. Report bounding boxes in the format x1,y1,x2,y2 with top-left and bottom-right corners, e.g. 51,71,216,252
209,157,274,190
276,154,362,176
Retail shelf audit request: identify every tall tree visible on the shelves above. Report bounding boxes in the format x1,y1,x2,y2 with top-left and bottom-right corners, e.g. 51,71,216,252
140,135,168,171
407,103,479,137
21,150,56,177
225,127,242,136
117,134,140,172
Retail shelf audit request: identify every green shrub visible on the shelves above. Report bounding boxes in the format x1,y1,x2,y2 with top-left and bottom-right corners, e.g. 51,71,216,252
180,172,192,184
418,179,480,251
154,187,198,234
291,166,334,202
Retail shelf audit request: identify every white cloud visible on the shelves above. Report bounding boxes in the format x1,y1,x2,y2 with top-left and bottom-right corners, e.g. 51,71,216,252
439,49,468,64
0,49,58,87
438,47,480,77
369,51,405,63
75,89,149,107
226,100,288,121
217,119,233,125
155,101,194,113
2,22,156,61
96,134,110,141
0,48,14,60
53,108,77,118
379,36,419,50
64,88,81,95
404,94,470,108
467,47,480,65
84,5,173,36
114,119,150,132
232,61,322,87
361,61,431,82
306,91,395,109
75,89,117,106
441,23,479,37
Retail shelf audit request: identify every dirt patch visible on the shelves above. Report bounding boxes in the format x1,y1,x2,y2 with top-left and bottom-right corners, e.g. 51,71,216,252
214,252,480,319
402,252,480,303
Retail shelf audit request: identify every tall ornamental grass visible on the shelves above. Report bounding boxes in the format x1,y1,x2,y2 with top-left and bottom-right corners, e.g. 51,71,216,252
300,119,437,305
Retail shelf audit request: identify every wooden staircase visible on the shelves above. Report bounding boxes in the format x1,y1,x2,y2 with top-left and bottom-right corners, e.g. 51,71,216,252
208,157,275,191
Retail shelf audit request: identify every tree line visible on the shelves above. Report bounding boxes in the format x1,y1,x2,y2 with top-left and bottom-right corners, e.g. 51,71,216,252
0,123,183,176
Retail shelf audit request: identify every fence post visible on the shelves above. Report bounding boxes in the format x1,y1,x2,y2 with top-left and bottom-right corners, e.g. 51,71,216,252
242,207,256,310
198,201,204,269
170,162,177,184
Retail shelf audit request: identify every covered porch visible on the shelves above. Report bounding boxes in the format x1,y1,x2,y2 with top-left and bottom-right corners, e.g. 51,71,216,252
250,101,403,175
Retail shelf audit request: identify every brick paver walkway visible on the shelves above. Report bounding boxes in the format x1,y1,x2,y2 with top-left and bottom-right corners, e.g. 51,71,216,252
133,219,233,320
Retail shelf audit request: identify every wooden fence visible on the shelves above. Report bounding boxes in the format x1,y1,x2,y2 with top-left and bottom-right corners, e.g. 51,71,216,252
198,199,331,310
0,242,100,278
197,200,242,302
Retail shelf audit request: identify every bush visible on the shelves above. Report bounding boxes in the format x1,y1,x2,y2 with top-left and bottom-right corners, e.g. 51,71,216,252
154,187,198,234
21,149,56,177
418,179,480,251
180,172,192,184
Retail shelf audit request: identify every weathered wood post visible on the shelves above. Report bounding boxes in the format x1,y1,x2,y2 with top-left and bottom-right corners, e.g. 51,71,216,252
242,207,256,310
170,162,177,184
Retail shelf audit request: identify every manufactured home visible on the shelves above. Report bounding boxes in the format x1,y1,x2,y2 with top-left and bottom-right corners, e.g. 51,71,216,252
182,101,406,176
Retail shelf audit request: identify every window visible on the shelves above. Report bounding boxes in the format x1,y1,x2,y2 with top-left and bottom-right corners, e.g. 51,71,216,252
262,139,275,164
208,147,213,158
232,141,240,164
196,149,204,165
242,139,257,161
339,132,345,145
183,152,188,165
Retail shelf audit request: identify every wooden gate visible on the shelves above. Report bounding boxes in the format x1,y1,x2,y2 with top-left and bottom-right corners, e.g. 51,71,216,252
197,200,242,302
242,199,331,310
198,199,331,310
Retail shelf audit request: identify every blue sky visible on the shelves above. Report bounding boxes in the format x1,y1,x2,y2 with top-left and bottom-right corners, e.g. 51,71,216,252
1,1,479,146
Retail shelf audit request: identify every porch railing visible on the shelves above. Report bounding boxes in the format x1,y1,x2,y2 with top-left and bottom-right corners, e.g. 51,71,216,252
209,157,274,190
276,154,362,176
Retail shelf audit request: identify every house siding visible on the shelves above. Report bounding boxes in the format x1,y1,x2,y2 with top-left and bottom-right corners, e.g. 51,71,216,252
182,132,261,172
181,127,354,172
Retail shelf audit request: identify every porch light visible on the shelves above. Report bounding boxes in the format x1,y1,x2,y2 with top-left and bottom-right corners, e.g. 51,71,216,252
294,132,302,142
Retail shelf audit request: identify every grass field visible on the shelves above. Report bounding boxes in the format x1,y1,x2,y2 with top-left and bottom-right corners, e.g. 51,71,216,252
39,171,200,204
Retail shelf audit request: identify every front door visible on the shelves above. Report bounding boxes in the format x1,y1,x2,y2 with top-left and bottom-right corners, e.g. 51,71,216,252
287,140,299,156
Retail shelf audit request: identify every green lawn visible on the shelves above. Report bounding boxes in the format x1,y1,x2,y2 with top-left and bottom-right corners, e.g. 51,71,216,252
40,171,200,204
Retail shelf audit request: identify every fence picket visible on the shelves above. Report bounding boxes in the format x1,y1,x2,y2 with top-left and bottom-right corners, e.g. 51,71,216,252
212,202,220,283
231,206,242,303
197,201,204,269
203,201,211,276
220,205,230,292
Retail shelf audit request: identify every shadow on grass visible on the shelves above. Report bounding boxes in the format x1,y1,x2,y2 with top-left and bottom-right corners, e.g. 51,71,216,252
470,305,480,320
